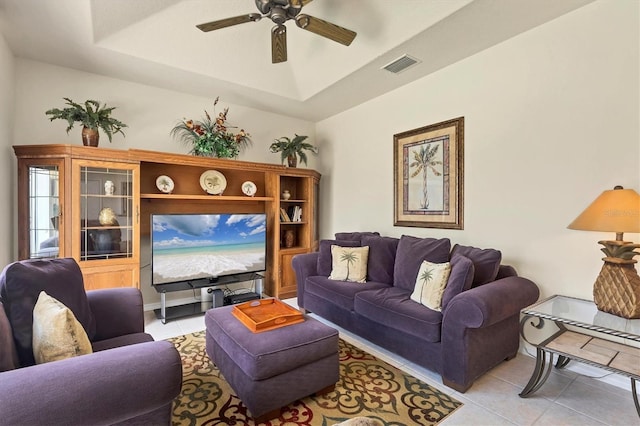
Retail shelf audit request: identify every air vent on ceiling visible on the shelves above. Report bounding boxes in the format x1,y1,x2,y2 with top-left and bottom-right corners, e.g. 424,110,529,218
382,54,421,74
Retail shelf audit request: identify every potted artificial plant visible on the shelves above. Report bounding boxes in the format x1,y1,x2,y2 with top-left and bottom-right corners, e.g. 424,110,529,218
45,98,127,147
269,134,318,167
170,97,252,159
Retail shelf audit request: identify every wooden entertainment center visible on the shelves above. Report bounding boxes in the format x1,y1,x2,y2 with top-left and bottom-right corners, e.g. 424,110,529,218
14,144,320,299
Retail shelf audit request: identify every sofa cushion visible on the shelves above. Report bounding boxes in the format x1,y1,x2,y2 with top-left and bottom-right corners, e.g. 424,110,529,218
361,235,399,285
32,292,93,364
354,287,443,343
0,258,96,367
441,254,475,311
393,235,451,291
410,260,451,311
318,239,361,276
334,232,380,243
451,244,502,287
329,246,369,283
305,276,391,311
0,302,19,371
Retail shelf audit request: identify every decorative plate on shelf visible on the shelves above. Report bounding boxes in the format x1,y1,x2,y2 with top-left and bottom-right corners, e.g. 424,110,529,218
242,181,257,197
156,175,175,194
199,170,227,195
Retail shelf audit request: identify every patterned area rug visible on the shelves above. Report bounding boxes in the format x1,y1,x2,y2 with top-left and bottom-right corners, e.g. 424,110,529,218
168,331,462,426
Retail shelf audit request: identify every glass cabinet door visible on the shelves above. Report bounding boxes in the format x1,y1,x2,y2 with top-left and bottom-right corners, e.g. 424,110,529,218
75,163,136,262
19,161,63,259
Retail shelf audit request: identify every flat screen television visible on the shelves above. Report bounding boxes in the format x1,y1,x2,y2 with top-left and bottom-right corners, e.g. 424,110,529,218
151,213,266,286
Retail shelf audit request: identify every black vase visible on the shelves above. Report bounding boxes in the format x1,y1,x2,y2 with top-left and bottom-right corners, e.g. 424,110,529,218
92,231,113,253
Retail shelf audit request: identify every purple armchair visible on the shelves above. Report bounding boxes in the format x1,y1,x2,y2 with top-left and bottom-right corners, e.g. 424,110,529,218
0,258,182,425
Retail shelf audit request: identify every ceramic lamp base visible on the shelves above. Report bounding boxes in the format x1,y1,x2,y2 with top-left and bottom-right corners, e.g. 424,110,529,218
593,261,640,319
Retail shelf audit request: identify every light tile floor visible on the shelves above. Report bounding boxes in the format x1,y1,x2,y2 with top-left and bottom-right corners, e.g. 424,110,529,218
144,299,639,426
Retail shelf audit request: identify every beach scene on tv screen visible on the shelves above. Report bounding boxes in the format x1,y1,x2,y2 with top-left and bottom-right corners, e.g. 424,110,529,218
152,214,266,285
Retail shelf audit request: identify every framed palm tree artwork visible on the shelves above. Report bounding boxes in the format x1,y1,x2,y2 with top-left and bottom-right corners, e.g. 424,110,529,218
393,117,464,229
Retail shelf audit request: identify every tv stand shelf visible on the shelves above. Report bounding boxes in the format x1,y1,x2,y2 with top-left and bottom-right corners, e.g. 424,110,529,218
153,271,264,323
154,302,212,323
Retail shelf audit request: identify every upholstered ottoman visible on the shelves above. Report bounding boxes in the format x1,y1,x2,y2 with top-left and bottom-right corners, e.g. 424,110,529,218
205,304,339,421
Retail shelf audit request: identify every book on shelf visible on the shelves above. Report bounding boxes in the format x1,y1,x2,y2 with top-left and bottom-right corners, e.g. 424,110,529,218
280,205,303,222
286,205,302,222
280,207,291,222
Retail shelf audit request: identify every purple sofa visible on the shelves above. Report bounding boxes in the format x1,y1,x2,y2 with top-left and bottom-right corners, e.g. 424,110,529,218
293,232,540,392
0,258,183,425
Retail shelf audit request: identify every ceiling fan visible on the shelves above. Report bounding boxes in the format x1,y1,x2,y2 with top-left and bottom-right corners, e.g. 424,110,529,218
196,0,357,64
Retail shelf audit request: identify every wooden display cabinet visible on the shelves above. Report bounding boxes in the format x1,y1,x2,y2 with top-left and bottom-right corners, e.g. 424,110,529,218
133,149,320,300
14,145,320,299
14,145,140,290
266,172,320,298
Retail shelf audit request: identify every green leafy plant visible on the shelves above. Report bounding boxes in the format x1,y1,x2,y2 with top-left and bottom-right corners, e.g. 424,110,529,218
170,97,251,159
269,134,318,167
45,98,127,142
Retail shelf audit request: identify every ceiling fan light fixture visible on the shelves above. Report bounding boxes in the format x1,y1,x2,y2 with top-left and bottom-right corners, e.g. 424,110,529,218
197,0,356,63
270,7,288,24
382,54,421,74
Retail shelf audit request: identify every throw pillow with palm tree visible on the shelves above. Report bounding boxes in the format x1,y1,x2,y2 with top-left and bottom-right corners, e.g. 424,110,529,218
328,246,369,283
410,260,451,311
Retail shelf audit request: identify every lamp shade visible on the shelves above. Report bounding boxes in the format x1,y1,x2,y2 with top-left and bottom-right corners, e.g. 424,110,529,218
567,186,640,233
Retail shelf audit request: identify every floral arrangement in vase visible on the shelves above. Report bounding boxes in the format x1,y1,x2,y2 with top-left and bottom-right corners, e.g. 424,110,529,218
170,97,251,159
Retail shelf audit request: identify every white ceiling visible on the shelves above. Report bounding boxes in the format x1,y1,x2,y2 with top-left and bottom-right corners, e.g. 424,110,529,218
0,0,594,121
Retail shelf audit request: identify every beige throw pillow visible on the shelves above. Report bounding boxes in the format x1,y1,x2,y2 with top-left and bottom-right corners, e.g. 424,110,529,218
328,245,369,283
32,291,93,364
410,260,451,311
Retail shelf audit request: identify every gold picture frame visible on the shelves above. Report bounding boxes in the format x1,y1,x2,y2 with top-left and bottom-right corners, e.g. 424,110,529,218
394,117,464,229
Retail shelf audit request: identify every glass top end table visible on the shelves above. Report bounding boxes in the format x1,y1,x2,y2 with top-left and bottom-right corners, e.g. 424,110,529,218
519,295,640,417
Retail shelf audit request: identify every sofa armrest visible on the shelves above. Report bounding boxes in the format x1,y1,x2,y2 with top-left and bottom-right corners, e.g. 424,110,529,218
443,276,540,329
440,276,539,392
87,288,145,341
292,252,320,309
0,340,182,426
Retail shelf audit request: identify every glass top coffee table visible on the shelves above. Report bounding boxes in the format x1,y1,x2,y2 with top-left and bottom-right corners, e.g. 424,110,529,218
519,295,640,417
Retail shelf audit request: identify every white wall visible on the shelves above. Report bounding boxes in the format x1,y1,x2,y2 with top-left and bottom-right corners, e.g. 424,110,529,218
315,0,640,301
13,59,316,166
0,33,15,267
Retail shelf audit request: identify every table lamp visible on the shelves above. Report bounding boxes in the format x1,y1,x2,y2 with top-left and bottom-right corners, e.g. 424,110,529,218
567,185,640,318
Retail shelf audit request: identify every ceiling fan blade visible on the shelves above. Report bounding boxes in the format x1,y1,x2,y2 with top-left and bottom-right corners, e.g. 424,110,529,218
196,13,261,32
294,14,356,46
271,24,287,63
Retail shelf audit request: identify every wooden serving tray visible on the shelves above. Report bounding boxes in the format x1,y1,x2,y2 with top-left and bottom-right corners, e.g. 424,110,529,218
232,298,304,333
